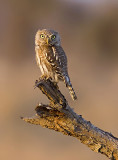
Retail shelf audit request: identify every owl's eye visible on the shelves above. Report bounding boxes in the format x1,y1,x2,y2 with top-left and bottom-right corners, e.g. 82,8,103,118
40,34,45,38
51,35,56,40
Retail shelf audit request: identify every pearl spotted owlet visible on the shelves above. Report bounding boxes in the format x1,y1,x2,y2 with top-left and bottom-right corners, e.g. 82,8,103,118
35,29,77,100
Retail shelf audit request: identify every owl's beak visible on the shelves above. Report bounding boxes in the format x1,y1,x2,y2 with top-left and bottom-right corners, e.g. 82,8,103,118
46,37,52,46
46,38,49,45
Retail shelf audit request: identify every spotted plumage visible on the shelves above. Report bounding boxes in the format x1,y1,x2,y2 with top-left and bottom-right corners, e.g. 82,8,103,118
35,29,77,100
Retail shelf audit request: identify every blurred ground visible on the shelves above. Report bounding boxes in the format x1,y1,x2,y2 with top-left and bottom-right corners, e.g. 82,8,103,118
0,0,118,160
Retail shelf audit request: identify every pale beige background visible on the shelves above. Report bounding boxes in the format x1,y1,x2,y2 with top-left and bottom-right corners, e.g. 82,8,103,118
0,0,118,160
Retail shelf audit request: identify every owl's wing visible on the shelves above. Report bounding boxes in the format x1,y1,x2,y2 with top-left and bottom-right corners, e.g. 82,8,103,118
45,46,68,79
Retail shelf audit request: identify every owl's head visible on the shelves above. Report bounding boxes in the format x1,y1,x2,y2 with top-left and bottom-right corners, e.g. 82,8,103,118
35,29,61,47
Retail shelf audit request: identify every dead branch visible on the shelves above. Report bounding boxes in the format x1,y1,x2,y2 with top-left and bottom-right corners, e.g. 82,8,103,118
22,78,118,160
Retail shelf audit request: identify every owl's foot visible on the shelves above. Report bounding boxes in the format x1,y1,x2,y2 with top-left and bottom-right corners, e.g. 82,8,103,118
40,75,53,81
40,75,48,80
35,76,59,90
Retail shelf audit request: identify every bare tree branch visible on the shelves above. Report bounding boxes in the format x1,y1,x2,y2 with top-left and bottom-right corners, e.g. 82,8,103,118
22,78,118,160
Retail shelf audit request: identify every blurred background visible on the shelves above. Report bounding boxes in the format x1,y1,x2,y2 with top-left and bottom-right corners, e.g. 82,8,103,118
0,0,118,159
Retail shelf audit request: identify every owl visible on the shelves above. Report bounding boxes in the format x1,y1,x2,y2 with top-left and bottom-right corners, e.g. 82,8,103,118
35,29,77,100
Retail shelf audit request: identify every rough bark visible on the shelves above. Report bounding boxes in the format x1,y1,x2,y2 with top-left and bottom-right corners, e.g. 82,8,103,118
22,78,118,160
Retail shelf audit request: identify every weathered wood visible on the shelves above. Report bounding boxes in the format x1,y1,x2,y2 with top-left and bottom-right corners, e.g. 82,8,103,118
22,78,118,160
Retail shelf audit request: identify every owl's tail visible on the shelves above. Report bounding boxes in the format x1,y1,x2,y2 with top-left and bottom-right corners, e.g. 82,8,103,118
64,76,77,101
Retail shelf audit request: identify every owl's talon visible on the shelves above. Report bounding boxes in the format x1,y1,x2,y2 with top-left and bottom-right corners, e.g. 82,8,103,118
40,75,47,80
